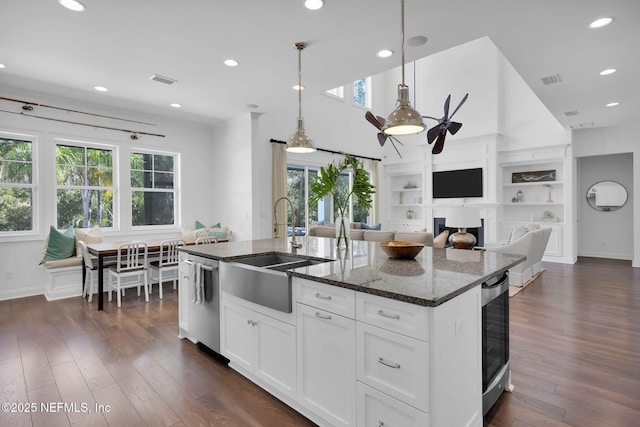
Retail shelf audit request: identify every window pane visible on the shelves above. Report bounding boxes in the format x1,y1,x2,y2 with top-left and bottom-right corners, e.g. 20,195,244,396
287,167,306,236
87,166,112,187
130,152,144,170
56,145,85,167
57,189,113,229
154,155,174,172
354,79,366,106
0,187,32,231
131,170,145,188
0,160,32,184
154,172,174,189
0,139,32,161
56,165,85,186
132,191,174,226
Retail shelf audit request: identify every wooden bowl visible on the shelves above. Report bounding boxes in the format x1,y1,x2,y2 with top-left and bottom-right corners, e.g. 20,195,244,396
379,240,425,259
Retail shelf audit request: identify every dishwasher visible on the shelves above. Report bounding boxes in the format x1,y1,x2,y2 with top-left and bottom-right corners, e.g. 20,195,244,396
180,253,220,353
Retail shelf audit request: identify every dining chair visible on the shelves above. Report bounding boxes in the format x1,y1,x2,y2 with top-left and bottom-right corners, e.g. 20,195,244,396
108,241,149,308
149,239,185,299
195,236,218,245
79,240,98,302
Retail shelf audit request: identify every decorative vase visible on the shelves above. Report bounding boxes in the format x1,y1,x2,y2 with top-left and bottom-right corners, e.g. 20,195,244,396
335,215,350,247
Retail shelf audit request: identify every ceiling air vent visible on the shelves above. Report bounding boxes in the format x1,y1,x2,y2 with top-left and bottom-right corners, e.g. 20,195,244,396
149,74,177,85
540,73,562,85
570,122,595,129
564,110,579,117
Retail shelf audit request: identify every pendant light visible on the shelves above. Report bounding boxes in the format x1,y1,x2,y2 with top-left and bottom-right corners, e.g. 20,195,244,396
382,0,426,136
286,42,316,153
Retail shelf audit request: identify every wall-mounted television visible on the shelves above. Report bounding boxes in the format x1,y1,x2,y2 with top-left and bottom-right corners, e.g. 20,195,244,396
432,168,483,199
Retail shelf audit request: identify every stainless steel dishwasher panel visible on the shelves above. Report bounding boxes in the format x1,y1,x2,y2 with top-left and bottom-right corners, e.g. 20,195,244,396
220,261,292,313
184,256,220,353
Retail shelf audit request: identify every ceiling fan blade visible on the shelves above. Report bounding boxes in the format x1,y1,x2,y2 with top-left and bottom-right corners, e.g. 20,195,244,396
432,132,447,155
376,116,387,126
447,121,463,135
427,125,441,144
443,94,451,118
365,111,383,130
389,135,404,146
390,139,403,158
449,93,469,119
377,133,387,146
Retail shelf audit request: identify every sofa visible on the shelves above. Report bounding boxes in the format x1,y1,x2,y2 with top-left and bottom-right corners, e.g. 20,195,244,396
308,225,447,247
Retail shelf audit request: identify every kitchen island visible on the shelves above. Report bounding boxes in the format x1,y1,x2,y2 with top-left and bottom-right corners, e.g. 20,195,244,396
179,236,523,427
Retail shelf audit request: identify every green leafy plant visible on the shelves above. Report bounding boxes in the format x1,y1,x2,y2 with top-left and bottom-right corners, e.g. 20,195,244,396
309,154,376,246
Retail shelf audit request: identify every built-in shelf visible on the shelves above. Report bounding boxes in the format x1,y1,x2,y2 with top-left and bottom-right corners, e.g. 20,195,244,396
503,181,563,187
391,203,423,208
502,202,563,206
391,188,423,192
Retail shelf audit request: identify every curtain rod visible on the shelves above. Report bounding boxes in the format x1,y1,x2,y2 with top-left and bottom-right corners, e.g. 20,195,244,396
269,138,381,162
0,108,166,138
0,96,156,126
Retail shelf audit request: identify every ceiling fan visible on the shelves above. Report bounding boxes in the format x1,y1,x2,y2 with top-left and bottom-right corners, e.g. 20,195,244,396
364,111,405,158
422,93,469,155
365,93,469,156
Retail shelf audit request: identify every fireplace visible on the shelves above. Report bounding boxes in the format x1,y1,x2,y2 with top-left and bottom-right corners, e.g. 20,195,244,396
434,217,484,247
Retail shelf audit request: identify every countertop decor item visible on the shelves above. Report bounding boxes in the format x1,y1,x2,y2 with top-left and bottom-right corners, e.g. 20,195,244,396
310,154,375,247
380,240,425,259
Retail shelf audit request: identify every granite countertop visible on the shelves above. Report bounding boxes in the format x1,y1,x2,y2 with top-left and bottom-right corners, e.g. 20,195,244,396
180,236,524,307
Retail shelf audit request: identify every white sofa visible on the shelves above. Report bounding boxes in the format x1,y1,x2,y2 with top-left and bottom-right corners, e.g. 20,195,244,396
482,226,551,286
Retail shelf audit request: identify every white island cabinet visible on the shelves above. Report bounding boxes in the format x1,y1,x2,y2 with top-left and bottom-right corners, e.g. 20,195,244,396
219,271,482,427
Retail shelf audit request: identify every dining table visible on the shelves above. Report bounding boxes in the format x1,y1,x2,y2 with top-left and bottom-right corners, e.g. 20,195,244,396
86,237,200,311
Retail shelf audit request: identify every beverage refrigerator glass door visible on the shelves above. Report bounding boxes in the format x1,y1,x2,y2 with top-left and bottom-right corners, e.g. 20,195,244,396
481,272,511,415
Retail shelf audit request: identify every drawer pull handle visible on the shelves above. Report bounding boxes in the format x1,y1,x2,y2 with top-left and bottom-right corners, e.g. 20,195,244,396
315,293,332,300
315,312,332,320
377,357,400,369
377,310,400,320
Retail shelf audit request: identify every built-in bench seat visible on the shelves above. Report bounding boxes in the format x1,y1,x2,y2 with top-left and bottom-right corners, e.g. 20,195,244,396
42,256,84,301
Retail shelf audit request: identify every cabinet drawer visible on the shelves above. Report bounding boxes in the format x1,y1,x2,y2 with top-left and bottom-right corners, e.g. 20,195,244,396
296,278,355,319
356,292,429,341
356,323,429,412
357,382,429,427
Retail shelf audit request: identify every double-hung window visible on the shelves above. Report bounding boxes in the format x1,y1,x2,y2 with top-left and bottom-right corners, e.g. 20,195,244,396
130,151,176,227
55,142,114,229
0,137,35,233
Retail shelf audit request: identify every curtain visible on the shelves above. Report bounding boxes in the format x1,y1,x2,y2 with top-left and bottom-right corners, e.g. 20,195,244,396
371,160,379,225
272,143,287,238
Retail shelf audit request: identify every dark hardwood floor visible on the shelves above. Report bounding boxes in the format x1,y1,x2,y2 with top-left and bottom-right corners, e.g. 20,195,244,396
1,257,638,426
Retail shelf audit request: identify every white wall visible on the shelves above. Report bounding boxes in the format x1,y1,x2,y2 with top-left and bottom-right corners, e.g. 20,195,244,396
577,153,633,259
573,124,640,267
0,88,216,300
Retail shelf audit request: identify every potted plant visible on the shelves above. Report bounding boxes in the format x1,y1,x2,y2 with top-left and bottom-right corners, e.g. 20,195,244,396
309,154,376,247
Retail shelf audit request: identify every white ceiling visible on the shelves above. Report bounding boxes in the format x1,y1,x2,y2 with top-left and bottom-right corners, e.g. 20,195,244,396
1,0,638,130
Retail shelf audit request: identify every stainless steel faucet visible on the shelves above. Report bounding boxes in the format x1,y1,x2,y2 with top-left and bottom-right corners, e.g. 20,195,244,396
273,196,302,249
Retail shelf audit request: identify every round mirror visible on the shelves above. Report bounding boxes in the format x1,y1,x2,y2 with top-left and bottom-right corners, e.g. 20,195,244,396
586,181,628,211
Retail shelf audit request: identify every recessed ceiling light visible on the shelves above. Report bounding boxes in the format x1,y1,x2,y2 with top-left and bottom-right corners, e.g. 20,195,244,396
293,85,305,91
246,104,259,109
377,49,394,58
606,102,619,107
170,103,182,108
224,59,239,67
0,63,5,69
407,35,428,47
94,86,108,92
599,68,616,76
589,17,614,28
58,0,86,12
304,0,324,10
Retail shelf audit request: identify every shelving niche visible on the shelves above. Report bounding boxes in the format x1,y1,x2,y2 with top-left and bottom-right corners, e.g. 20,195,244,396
383,162,424,231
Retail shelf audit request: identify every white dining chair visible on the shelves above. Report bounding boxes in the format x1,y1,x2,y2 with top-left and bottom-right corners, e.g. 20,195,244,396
79,240,98,302
149,239,185,299
195,236,217,245
108,241,149,308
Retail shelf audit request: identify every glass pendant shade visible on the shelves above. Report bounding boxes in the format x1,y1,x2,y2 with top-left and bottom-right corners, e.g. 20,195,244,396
286,42,316,153
382,84,426,135
287,118,315,153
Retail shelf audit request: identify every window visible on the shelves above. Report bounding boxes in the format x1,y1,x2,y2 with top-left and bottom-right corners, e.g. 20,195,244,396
56,142,114,229
326,86,344,99
0,137,34,232
287,163,371,234
353,77,372,108
131,151,176,226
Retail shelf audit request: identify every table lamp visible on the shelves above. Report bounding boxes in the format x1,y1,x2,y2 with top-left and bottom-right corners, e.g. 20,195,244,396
445,207,481,249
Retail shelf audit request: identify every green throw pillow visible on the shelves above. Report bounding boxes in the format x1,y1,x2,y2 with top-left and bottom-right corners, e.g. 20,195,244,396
40,226,76,264
195,220,221,229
